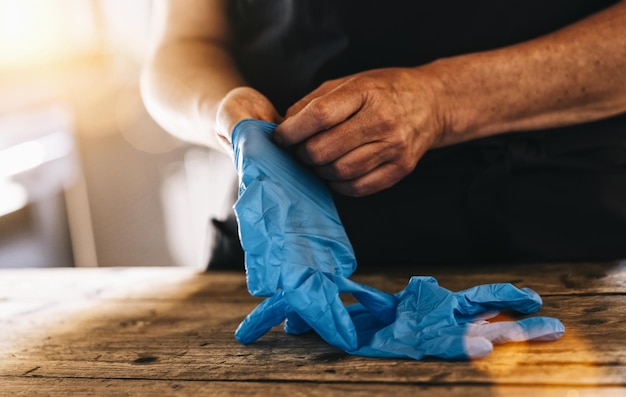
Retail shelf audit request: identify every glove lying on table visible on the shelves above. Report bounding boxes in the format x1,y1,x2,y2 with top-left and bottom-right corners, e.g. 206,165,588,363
231,119,564,359
231,119,396,352
348,276,564,360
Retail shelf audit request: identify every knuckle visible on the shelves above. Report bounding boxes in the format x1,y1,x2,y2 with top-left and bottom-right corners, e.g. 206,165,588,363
395,157,416,176
354,75,376,90
334,179,372,197
319,79,337,90
348,182,371,197
285,101,305,118
330,160,356,180
377,112,396,130
302,140,327,165
379,139,402,159
307,99,333,125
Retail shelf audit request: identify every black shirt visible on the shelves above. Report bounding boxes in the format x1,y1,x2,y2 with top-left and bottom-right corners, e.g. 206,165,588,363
227,0,626,265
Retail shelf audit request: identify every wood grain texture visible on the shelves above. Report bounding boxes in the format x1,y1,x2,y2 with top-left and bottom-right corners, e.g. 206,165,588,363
1,262,625,396
1,377,624,397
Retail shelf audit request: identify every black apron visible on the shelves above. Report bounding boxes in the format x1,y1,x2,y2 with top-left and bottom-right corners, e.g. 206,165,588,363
221,0,626,266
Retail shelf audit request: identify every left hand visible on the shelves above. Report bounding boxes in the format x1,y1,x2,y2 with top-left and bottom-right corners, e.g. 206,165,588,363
215,86,283,154
273,67,452,196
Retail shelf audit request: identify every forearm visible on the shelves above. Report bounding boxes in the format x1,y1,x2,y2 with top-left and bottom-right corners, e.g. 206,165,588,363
435,0,626,146
141,39,245,150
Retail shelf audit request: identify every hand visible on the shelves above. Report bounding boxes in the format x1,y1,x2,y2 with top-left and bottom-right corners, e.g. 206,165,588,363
215,87,282,154
273,67,451,196
348,277,565,360
231,119,396,351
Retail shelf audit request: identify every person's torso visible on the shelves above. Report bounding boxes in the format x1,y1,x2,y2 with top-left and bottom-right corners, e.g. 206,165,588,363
227,1,626,265
228,0,618,113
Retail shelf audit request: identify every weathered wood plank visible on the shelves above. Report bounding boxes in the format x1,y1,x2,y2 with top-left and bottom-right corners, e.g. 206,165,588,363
1,295,624,385
0,261,623,303
1,264,624,395
354,260,626,296
1,377,624,397
0,267,245,301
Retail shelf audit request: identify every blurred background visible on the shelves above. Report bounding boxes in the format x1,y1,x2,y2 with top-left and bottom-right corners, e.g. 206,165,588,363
0,0,236,269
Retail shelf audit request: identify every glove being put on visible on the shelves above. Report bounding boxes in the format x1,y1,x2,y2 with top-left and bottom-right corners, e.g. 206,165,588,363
231,119,396,352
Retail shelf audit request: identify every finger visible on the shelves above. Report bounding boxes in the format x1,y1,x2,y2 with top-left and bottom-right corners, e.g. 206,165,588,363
329,161,414,197
421,334,495,360
454,283,543,317
274,87,364,147
361,330,493,360
465,317,565,344
235,293,288,344
312,142,397,182
333,276,397,324
283,272,358,352
284,79,345,119
292,122,377,167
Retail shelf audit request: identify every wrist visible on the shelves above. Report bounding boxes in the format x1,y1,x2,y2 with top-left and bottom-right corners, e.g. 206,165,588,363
421,57,501,148
196,90,233,154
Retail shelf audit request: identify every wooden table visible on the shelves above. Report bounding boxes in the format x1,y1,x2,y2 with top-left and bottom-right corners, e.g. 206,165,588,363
1,262,625,396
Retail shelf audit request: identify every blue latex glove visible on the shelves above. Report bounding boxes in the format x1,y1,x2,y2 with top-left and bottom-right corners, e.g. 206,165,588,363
347,276,565,360
231,119,396,351
230,119,564,360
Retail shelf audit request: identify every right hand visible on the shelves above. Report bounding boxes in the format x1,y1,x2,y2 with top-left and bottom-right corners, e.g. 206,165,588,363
272,67,450,197
215,87,283,154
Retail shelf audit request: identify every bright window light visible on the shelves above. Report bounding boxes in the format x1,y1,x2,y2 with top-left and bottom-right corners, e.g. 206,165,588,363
0,179,28,217
0,132,73,178
0,0,98,69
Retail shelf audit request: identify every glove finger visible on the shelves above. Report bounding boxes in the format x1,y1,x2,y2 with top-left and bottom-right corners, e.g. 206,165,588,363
421,334,494,360
235,293,288,344
283,272,357,352
333,276,397,324
359,331,493,360
284,311,311,335
455,283,543,317
465,317,565,344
